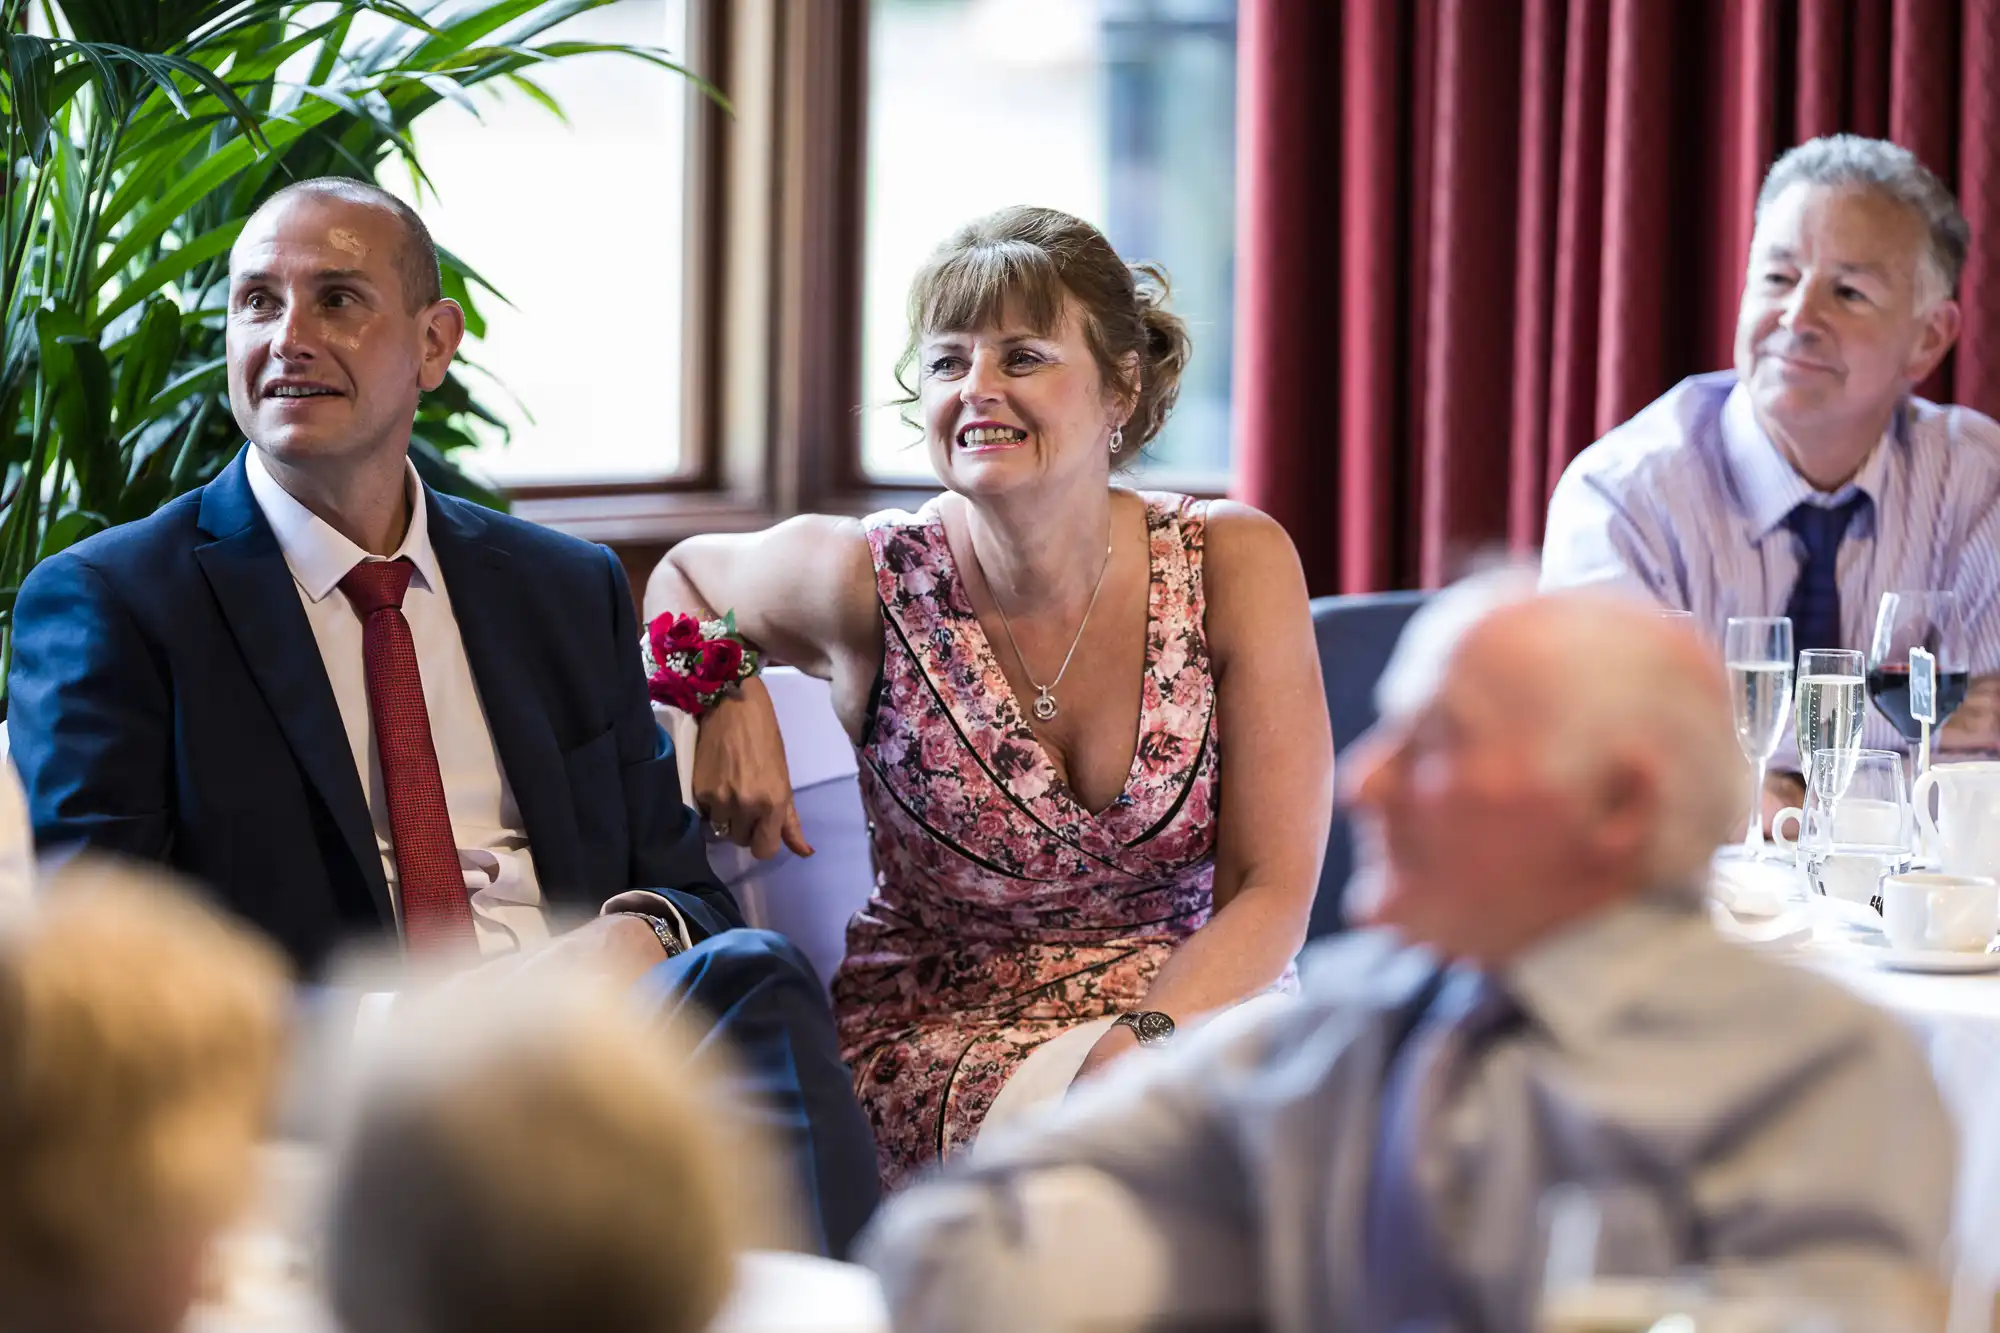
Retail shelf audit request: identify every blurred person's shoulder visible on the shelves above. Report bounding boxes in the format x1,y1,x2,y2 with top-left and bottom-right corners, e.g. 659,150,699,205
1133,932,1438,1120
1151,932,1436,1074
1648,910,1939,1090
1295,928,1439,1007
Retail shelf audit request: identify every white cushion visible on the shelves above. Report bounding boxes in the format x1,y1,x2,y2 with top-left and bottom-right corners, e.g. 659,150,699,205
654,670,874,993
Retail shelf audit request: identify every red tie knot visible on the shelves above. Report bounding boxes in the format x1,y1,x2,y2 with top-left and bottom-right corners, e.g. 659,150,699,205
339,557,416,616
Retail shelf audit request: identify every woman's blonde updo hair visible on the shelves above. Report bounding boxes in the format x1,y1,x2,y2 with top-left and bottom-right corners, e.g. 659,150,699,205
894,205,1193,465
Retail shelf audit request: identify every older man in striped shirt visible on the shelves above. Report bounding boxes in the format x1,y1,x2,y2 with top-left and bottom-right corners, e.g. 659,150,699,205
1543,135,2000,795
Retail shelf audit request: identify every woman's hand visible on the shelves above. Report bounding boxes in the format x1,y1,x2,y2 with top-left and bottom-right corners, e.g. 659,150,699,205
693,677,814,860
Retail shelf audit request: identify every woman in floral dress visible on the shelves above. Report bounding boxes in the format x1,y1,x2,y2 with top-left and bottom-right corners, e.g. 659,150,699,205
646,206,1333,1188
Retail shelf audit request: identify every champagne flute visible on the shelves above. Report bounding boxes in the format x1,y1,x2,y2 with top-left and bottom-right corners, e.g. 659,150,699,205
1795,649,1867,790
1866,591,1967,765
1725,617,1794,859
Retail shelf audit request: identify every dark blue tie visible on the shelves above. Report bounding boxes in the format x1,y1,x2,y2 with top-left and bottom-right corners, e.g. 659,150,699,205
1364,972,1521,1332
1782,497,1867,653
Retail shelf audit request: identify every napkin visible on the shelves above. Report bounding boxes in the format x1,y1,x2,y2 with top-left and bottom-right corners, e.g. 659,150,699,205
1708,900,1816,951
1709,857,1796,919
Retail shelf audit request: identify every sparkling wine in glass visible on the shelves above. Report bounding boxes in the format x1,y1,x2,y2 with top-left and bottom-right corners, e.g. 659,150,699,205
1725,617,1794,859
1867,591,1967,752
1796,649,1868,789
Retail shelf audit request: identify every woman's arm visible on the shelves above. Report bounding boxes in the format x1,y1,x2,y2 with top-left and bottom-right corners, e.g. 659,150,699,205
645,516,878,681
644,517,880,859
1075,501,1332,1079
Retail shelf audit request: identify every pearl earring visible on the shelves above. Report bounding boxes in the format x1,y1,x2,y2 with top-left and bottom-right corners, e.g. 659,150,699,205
1110,427,1125,455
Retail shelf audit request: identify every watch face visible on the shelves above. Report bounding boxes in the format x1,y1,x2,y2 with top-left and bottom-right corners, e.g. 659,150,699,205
1131,1011,1176,1045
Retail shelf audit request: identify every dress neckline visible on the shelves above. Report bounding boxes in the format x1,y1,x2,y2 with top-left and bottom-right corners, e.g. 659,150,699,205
933,494,1166,822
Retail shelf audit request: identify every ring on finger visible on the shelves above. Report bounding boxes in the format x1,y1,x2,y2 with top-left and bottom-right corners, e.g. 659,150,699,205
710,819,731,838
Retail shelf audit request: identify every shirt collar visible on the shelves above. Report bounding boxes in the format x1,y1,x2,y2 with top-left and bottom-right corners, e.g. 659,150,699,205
1721,380,1898,541
1500,893,1707,1052
243,446,441,603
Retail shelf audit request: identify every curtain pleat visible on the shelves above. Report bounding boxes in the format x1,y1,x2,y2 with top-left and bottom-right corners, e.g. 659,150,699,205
1235,0,2000,592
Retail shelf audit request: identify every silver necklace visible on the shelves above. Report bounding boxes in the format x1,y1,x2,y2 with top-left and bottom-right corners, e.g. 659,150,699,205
990,529,1115,722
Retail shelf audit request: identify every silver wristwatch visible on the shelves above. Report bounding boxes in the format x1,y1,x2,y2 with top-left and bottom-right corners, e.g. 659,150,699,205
1113,1010,1176,1046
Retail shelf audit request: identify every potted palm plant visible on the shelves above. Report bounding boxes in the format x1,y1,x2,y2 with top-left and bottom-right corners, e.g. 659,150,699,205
0,0,711,687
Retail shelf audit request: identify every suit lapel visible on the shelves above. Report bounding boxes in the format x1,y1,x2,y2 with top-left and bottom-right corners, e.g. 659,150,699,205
192,451,390,922
426,492,582,881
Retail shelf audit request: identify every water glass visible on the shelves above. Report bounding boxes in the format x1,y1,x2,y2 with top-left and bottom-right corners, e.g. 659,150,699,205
1725,617,1793,860
1797,748,1914,911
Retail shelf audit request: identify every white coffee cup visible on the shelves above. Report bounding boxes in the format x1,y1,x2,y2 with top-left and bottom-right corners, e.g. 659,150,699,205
1879,873,1999,954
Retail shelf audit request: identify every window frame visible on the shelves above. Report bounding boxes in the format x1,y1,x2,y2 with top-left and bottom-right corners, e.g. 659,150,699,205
508,0,1228,588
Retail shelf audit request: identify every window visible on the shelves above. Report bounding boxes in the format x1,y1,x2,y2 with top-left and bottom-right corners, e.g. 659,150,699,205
393,0,693,487
860,0,1239,487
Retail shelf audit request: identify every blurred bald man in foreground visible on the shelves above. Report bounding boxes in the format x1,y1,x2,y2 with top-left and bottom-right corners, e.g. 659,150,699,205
863,581,1953,1333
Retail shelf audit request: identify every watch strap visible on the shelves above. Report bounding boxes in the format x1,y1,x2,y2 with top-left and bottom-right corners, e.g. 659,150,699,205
621,911,686,959
1114,1010,1176,1045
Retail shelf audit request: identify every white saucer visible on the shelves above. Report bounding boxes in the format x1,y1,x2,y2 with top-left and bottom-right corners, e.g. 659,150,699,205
1844,936,2000,974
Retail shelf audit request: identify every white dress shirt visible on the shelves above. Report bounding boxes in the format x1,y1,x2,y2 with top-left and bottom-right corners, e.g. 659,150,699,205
1543,371,2000,761
245,447,550,957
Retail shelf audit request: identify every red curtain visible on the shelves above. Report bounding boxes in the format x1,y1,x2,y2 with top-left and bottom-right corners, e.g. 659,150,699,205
1234,0,2000,594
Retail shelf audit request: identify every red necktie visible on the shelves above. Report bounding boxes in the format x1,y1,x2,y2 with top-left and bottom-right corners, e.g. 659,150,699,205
338,558,476,952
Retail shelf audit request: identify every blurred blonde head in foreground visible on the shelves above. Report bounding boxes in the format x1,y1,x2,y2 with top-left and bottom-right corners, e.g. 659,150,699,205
325,965,775,1333
0,859,290,1333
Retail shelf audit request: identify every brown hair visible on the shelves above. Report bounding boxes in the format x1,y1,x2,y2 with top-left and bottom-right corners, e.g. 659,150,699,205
893,205,1193,463
0,862,289,1331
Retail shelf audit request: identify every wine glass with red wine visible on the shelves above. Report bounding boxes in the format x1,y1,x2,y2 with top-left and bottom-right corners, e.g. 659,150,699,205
1867,591,1967,744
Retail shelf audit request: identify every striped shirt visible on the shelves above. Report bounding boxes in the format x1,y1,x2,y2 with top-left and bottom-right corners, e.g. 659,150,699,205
1541,370,2000,759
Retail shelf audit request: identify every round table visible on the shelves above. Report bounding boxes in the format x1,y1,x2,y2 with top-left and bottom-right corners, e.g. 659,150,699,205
1714,857,2000,1302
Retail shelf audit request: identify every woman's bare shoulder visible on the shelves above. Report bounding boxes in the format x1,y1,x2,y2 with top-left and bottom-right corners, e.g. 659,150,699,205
1200,500,1303,580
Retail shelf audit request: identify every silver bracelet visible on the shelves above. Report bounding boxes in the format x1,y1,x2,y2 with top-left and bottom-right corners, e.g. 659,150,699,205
620,911,686,959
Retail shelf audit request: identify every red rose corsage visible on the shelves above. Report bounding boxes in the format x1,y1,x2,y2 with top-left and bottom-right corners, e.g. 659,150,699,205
642,610,763,718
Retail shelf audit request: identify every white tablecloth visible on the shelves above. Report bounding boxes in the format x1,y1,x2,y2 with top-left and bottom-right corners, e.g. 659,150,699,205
1807,954,2000,1301
1715,858,2000,1299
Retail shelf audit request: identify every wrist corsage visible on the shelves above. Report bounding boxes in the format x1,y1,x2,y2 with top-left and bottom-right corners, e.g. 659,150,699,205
642,611,762,718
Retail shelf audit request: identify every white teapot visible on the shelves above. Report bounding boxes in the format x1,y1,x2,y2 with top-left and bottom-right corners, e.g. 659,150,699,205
1911,761,2000,879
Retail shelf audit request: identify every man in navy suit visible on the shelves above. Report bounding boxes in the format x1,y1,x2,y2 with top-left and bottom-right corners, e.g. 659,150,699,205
6,178,878,1254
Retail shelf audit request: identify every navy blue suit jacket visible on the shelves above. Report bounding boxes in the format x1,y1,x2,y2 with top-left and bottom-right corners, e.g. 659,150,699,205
6,449,742,971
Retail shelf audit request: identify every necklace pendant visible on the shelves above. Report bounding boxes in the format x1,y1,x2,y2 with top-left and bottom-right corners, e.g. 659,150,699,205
1032,689,1059,722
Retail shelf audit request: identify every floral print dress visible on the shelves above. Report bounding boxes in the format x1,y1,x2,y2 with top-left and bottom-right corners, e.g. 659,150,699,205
832,492,1221,1188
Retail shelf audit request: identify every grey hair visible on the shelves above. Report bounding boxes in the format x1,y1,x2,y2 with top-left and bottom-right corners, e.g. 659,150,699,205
1534,604,1746,896
1373,562,1541,721
1757,134,1970,306
1377,573,1741,900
